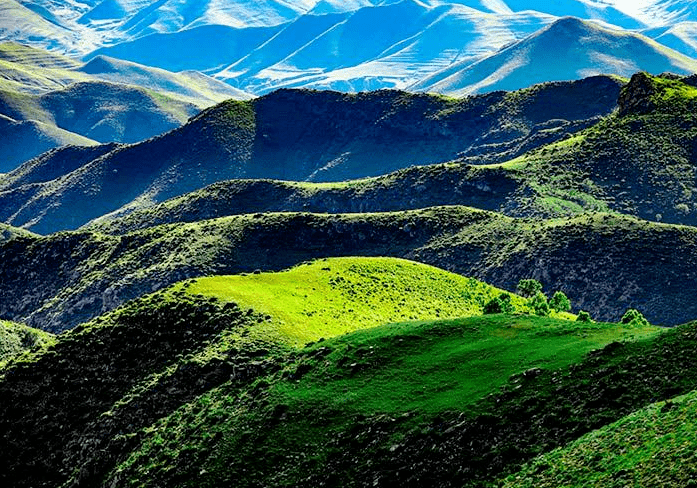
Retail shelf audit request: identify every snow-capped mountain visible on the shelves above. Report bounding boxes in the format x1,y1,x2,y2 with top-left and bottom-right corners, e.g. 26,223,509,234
2,0,697,96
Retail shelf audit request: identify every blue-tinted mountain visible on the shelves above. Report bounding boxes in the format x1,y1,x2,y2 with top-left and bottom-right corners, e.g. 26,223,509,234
414,16,697,95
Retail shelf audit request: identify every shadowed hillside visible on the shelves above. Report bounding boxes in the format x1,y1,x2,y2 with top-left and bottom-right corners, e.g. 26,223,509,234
0,76,622,233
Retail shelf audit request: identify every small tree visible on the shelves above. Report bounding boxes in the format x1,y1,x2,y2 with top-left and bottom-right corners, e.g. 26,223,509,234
484,293,514,314
517,279,542,298
530,291,550,316
576,310,592,322
621,309,649,327
549,291,571,313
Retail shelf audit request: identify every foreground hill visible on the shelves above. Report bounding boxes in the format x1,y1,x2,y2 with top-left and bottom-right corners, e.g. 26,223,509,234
414,17,697,96
113,315,697,488
0,76,622,233
1,207,696,331
0,258,661,487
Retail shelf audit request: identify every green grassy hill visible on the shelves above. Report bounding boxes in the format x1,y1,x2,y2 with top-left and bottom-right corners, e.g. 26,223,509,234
3,207,697,331
0,320,54,365
0,257,662,488
179,257,532,346
110,313,659,488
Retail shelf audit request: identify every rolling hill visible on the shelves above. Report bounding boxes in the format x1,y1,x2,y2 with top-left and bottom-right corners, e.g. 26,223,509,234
1,206,697,332
79,73,697,236
0,75,623,233
0,257,664,488
0,42,251,170
0,113,98,172
414,16,697,95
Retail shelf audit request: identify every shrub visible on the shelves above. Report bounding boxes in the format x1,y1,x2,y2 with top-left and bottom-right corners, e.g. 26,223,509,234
530,292,550,316
576,310,592,322
483,293,514,314
517,279,542,298
549,291,571,313
621,309,649,327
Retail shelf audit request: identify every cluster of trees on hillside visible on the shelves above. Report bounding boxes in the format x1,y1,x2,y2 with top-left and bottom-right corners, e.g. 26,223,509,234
483,279,649,325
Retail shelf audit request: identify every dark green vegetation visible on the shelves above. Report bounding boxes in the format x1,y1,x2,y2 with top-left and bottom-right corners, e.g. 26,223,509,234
6,72,697,488
502,388,697,488
5,207,697,331
0,258,666,488
0,75,621,233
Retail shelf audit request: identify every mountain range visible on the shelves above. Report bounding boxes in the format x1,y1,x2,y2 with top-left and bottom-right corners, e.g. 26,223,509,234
3,0,697,97
5,2,697,488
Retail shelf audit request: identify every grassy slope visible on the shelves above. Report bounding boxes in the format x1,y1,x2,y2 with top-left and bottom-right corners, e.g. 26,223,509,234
112,314,660,488
114,316,697,488
184,257,531,347
501,388,697,488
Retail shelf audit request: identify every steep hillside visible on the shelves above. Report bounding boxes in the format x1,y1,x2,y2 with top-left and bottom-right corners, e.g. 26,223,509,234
0,76,622,233
414,17,697,95
0,142,120,190
0,261,661,488
0,80,200,170
0,42,250,170
2,207,697,331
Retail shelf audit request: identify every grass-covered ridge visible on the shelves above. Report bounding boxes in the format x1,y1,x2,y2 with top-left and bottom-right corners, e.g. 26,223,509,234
183,257,530,346
6,207,697,331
